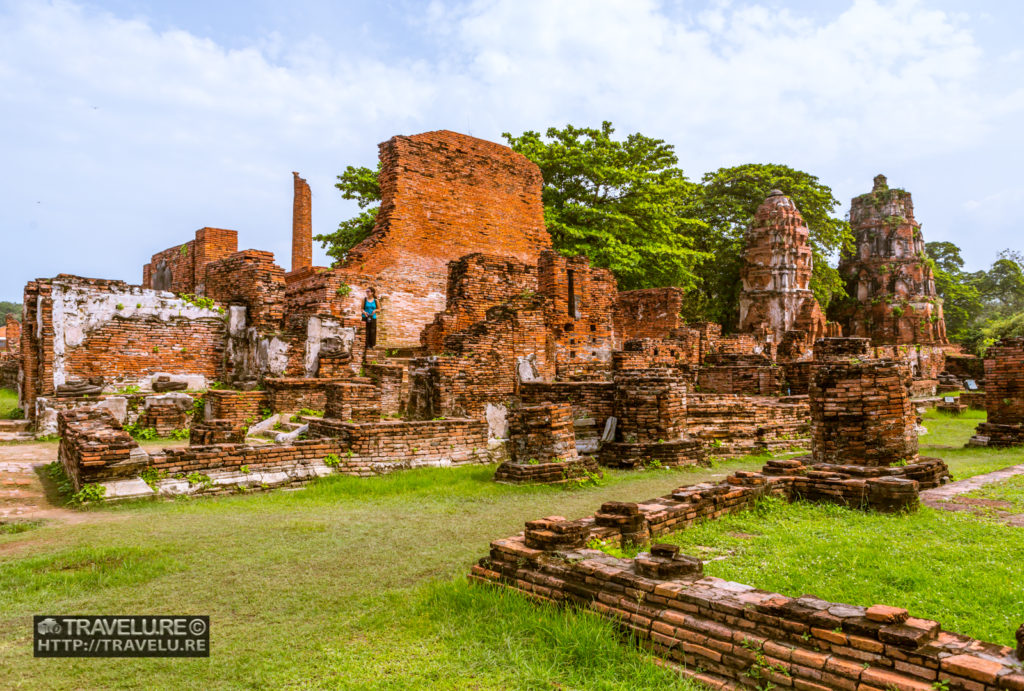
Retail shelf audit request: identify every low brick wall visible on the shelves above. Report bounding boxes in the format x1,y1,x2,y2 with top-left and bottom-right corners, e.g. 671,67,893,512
205,390,269,427
307,417,491,472
189,419,244,445
324,382,381,422
469,458,1013,691
264,377,338,414
687,394,809,457
494,457,600,484
599,439,706,469
959,391,985,410
150,438,339,476
57,408,144,490
697,365,782,396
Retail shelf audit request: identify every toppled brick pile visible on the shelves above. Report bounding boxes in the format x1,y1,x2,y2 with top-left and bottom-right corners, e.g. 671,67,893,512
494,403,600,485
599,372,705,469
58,408,145,490
469,458,1009,691
810,338,918,466
971,337,1024,447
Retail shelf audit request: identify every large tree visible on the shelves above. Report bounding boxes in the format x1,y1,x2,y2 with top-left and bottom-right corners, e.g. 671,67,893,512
687,164,852,330
313,163,381,266
503,122,708,291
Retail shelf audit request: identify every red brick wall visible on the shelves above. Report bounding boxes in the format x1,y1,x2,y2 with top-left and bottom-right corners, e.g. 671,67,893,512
142,227,238,293
64,318,224,383
204,250,285,330
614,288,686,343
422,254,538,353
5,314,21,355
338,130,552,347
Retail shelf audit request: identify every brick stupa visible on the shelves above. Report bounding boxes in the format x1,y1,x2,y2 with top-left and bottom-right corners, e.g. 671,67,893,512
738,190,826,343
838,175,946,344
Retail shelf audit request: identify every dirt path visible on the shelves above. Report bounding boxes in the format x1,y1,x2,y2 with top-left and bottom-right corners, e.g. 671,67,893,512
921,463,1024,526
0,439,188,527
0,441,83,524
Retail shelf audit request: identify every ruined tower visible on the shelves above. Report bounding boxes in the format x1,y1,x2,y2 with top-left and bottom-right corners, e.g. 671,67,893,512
291,172,312,272
738,190,826,343
838,175,946,344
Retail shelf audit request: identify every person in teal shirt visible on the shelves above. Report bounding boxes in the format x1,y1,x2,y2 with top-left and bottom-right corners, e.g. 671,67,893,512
362,287,378,349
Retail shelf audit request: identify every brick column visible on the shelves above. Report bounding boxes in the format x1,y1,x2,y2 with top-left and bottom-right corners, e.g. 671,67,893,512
292,172,312,272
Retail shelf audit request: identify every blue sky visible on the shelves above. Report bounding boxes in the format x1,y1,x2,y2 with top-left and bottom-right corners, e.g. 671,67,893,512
1,0,1022,300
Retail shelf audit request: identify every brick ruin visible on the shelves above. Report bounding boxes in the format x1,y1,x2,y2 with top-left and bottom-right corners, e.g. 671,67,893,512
469,339,966,691
0,313,20,390
5,126,974,503
738,190,827,344
838,175,947,345
970,337,1024,447
494,403,600,484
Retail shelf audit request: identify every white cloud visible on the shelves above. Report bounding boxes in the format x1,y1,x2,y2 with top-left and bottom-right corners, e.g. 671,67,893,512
0,0,1020,298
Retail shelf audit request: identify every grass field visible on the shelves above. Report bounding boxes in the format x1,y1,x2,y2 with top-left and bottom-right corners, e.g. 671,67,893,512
0,387,21,419
0,410,1021,689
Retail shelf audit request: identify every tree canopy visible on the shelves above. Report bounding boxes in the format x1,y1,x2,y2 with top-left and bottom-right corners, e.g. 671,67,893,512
686,163,851,329
0,301,21,322
313,163,381,266
502,122,707,291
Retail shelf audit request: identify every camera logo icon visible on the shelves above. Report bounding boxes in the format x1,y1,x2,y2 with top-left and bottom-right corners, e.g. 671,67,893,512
37,618,61,635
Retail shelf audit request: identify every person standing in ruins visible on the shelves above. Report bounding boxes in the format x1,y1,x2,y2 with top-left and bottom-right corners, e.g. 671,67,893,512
362,287,378,350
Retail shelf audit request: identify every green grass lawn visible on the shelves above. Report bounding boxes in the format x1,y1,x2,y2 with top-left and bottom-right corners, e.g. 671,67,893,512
962,473,1024,513
921,407,1023,479
0,387,22,419
1,414,1022,689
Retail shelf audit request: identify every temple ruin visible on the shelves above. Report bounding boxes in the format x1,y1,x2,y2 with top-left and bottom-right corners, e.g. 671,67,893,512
0,128,986,500
838,174,946,345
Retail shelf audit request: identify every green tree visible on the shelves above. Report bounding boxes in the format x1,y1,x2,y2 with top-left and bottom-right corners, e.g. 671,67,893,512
0,301,21,322
924,241,981,339
503,122,709,291
687,164,852,329
313,163,381,266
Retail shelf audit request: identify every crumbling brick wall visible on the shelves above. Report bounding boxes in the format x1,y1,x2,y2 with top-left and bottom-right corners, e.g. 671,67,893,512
970,337,1024,447
810,337,918,465
336,130,551,347
838,175,946,344
142,227,238,294
264,377,336,415
538,251,617,379
613,287,686,343
409,296,553,420
421,254,538,354
5,314,21,355
20,276,227,415
324,382,381,422
57,407,144,490
687,394,809,455
205,390,269,428
507,403,577,464
204,250,285,330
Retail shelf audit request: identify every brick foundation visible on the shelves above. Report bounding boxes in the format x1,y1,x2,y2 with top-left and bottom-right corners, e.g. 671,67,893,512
971,337,1024,447
264,377,338,415
57,408,144,490
205,390,269,428
324,381,381,422
469,459,995,691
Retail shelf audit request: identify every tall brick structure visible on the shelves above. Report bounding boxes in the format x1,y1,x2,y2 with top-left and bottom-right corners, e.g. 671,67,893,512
970,337,1024,446
336,130,552,347
809,337,918,466
838,175,946,344
291,172,312,272
738,190,826,343
4,314,20,355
